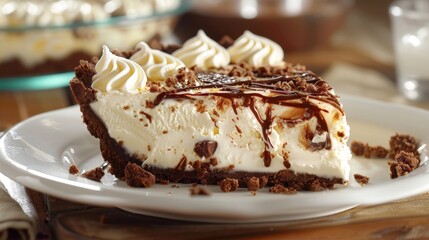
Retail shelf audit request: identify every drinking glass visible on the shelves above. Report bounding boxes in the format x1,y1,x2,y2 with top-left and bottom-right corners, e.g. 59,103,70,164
390,0,429,101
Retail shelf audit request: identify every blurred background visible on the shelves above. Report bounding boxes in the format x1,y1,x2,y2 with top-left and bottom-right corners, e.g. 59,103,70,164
0,0,413,130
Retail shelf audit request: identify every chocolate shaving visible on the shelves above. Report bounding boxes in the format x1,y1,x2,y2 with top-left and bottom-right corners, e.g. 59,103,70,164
175,156,187,171
194,140,218,158
170,156,188,182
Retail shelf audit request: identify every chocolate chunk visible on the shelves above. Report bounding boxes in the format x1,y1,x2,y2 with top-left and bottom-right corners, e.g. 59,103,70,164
82,167,105,182
247,177,260,191
219,178,239,192
354,174,369,186
124,163,156,188
69,164,80,175
175,156,187,171
194,140,218,158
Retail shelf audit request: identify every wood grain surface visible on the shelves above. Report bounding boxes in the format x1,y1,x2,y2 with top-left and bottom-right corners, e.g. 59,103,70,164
49,193,429,240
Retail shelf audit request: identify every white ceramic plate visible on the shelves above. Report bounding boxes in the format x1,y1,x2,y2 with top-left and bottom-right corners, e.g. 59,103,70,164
0,95,428,223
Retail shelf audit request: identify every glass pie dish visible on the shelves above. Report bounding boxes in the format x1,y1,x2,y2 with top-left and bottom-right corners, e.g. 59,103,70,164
0,0,190,91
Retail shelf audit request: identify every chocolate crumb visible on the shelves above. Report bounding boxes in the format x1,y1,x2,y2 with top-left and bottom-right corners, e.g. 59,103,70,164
389,134,419,158
192,182,198,187
372,146,389,158
247,177,260,191
69,164,79,175
171,184,179,188
82,167,105,182
160,179,169,185
354,174,369,186
388,150,420,179
124,163,156,188
194,140,218,158
219,178,239,192
351,141,365,156
351,141,388,158
227,63,255,78
190,187,211,196
250,191,257,196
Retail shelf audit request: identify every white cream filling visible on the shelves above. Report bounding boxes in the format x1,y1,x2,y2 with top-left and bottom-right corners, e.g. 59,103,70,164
90,91,351,180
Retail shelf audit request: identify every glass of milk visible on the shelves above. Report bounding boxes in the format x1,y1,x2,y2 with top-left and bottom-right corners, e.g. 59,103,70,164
390,0,429,101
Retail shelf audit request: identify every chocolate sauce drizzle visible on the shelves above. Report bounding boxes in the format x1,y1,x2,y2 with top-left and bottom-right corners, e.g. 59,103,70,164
154,71,342,168
139,111,152,123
